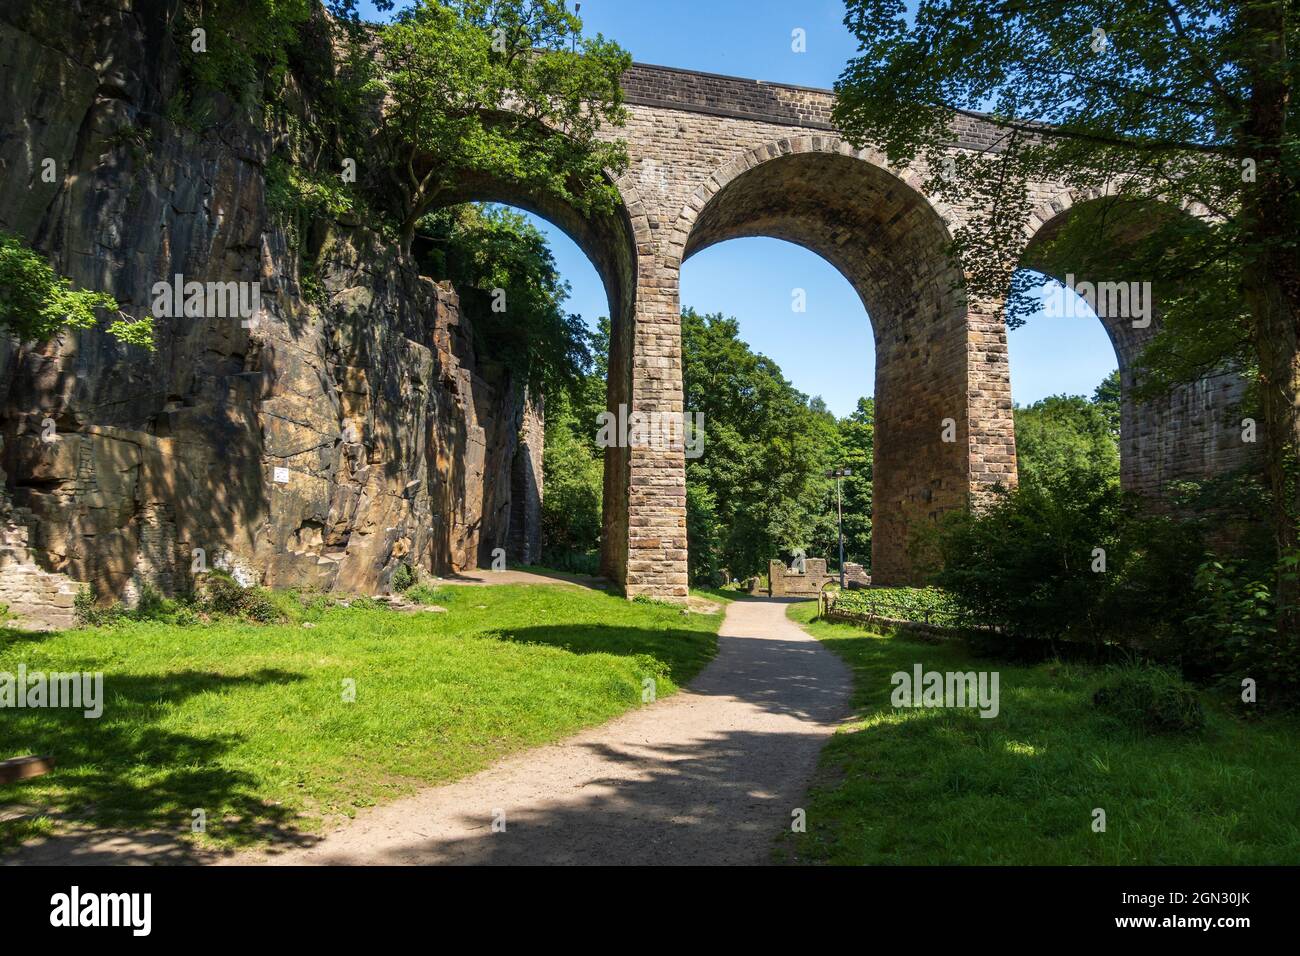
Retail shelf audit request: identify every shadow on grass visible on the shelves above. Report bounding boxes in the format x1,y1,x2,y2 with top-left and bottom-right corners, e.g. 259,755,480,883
1,668,308,862
783,611,1300,864
0,626,71,648
485,623,719,688
440,566,613,590
279,728,821,866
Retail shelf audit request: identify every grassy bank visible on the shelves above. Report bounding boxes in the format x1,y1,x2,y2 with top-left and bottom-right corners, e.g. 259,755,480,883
1,584,720,852
782,601,1300,865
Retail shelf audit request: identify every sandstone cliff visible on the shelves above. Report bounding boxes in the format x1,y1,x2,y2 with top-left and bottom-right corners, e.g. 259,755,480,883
0,0,541,606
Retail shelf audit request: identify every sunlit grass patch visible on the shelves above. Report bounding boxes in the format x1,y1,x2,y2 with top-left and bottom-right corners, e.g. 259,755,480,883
0,584,720,853
782,601,1300,865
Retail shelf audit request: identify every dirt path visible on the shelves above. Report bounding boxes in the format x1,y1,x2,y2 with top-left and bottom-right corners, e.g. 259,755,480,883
8,597,851,866
431,567,611,588
227,597,852,866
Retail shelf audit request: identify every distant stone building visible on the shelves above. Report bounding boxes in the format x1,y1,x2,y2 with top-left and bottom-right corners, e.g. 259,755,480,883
764,558,870,597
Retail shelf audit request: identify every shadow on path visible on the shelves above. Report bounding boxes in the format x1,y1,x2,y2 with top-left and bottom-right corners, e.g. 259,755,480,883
238,597,852,866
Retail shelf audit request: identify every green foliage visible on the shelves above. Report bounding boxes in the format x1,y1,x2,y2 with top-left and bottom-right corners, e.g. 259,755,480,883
0,234,152,348
685,483,722,585
405,583,449,605
1092,371,1121,437
390,563,416,593
681,308,842,581
541,390,604,566
934,472,1203,647
832,586,962,628
265,155,357,253
195,571,286,625
1092,664,1206,735
418,204,589,395
1014,391,1120,490
73,587,115,628
539,317,606,571
834,0,1300,637
176,0,314,104
834,0,1296,328
825,397,875,566
362,0,631,252
1184,557,1300,709
134,585,166,620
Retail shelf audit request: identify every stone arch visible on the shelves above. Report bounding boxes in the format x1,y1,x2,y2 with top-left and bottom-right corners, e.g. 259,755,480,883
428,176,643,346
1016,191,1254,497
623,134,979,587
419,173,647,576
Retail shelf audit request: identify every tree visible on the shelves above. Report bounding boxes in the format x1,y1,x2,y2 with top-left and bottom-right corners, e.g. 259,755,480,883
935,471,1203,647
539,315,608,570
540,385,604,569
835,0,1299,633
418,203,590,396
1092,369,1122,439
837,397,876,566
364,0,631,254
680,308,838,580
1014,390,1121,490
0,234,152,349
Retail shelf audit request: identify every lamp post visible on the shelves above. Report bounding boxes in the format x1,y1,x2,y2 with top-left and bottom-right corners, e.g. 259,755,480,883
825,467,852,588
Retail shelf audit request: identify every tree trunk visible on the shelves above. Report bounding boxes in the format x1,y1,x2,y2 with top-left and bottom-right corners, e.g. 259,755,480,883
398,214,419,258
1244,261,1300,634
1239,0,1298,637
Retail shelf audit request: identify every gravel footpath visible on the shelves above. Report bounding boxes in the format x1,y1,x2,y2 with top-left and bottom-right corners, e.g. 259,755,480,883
226,596,853,865
8,596,852,866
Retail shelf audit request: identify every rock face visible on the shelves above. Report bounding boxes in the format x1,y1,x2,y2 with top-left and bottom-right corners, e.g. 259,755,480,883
0,1,541,605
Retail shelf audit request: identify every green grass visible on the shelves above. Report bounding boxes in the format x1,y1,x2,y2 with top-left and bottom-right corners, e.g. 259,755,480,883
782,601,1300,865
0,584,720,852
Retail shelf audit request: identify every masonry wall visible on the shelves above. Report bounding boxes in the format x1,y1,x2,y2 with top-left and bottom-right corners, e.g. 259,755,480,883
603,62,1259,597
0,11,1258,606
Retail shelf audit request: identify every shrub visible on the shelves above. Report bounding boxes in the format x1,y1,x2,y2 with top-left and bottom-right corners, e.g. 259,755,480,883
405,584,448,606
934,472,1201,647
199,571,248,616
134,584,167,620
1092,664,1205,734
73,585,125,628
240,592,284,624
833,586,962,627
194,570,285,624
1183,556,1300,710
390,563,416,593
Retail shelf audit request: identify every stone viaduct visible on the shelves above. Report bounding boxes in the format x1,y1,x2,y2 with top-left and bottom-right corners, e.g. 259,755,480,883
0,10,1256,613
491,62,1254,600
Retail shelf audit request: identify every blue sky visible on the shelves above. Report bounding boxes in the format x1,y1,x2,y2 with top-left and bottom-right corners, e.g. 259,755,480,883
358,0,1118,416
